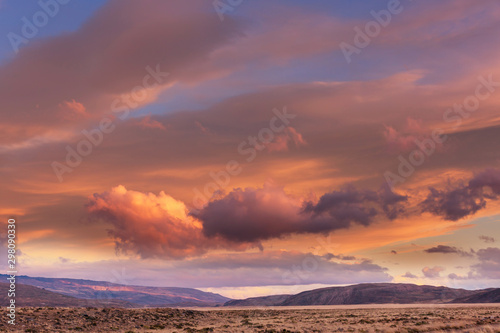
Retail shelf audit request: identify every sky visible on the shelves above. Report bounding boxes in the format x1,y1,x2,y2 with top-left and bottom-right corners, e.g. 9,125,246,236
0,0,500,299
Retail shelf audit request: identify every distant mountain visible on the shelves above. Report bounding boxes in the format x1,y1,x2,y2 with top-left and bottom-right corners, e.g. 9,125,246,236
0,274,229,307
451,288,500,303
0,283,134,307
225,294,291,307
3,275,498,308
224,283,500,306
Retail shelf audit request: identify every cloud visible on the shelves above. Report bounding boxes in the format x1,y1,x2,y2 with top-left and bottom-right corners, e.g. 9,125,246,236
402,272,418,279
425,245,460,254
59,99,87,120
185,251,391,287
195,121,213,136
468,168,500,194
85,186,257,259
424,245,473,257
378,184,409,220
421,169,500,221
265,127,307,152
83,183,408,258
383,118,428,153
420,186,486,221
470,247,500,279
323,253,356,261
195,183,407,243
0,0,244,144
194,184,305,243
59,257,71,264
21,250,391,289
448,273,470,280
137,115,166,131
479,235,495,243
422,266,445,278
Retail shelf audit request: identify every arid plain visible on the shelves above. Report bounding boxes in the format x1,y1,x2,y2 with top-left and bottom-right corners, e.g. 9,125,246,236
1,304,499,333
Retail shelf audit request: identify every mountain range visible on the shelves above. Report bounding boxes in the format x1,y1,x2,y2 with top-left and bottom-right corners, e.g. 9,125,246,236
0,283,134,307
1,274,498,308
0,274,229,307
224,283,500,306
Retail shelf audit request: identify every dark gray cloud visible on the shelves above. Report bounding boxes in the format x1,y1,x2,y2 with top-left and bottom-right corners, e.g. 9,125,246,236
479,235,495,243
421,169,500,221
195,184,407,243
402,272,418,279
323,253,356,261
425,245,460,254
420,186,486,221
424,245,473,257
471,247,500,279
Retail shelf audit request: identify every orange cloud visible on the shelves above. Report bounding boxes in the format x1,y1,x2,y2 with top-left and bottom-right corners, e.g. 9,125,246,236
59,99,87,120
85,186,257,259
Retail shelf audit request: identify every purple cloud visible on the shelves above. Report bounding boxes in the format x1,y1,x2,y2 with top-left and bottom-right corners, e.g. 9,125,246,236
195,184,407,243
424,245,473,257
421,169,500,221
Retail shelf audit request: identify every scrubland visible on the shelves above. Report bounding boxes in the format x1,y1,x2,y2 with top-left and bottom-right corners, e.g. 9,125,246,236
0,305,499,332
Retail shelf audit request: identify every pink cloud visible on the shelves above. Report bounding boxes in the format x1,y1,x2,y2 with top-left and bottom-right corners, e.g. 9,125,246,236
195,121,213,135
266,127,307,152
422,266,445,278
137,115,166,131
383,118,428,153
59,99,87,120
0,0,244,144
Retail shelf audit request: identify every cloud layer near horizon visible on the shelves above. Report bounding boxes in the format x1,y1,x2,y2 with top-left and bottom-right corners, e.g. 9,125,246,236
2,0,500,291
85,184,407,258
85,168,500,260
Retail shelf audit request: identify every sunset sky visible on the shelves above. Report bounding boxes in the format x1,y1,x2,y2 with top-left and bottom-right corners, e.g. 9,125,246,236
1,0,500,299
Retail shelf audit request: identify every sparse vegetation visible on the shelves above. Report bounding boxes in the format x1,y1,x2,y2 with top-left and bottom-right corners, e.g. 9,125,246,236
1,305,499,332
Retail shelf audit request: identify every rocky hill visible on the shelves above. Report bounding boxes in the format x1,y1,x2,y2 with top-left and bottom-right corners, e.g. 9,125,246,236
225,283,500,306
0,274,229,307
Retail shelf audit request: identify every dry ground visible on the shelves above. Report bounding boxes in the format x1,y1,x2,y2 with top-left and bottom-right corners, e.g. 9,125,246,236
0,305,499,332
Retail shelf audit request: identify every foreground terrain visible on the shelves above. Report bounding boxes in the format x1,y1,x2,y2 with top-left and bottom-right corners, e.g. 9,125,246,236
0,305,499,332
